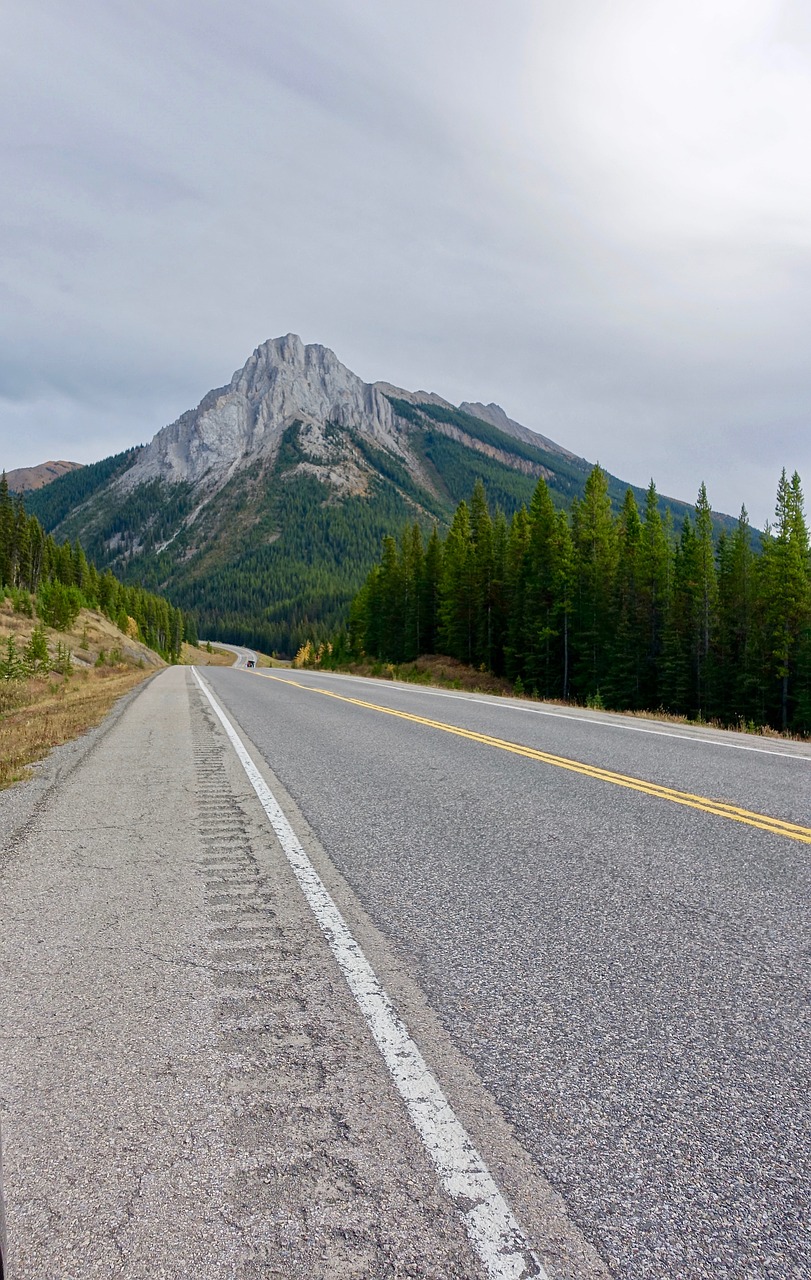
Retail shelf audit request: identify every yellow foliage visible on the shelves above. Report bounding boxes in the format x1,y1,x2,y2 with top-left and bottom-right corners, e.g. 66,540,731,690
292,640,315,669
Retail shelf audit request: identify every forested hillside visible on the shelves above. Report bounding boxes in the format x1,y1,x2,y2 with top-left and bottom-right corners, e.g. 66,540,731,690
324,468,811,734
23,410,740,657
17,336,746,658
23,447,143,529
0,474,189,661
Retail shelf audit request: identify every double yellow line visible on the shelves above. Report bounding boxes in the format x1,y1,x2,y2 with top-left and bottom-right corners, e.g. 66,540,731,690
253,672,811,845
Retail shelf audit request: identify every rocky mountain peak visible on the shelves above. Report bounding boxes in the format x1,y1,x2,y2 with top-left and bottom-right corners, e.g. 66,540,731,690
120,335,406,492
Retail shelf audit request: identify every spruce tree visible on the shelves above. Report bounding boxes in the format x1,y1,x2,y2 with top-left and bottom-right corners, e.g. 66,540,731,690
639,482,672,706
504,506,530,680
438,501,474,662
401,523,425,662
694,482,718,716
716,507,758,724
760,469,811,729
377,535,403,661
489,508,509,676
661,515,699,713
0,474,13,588
570,465,618,700
524,478,570,698
609,489,645,708
421,526,443,655
470,479,495,669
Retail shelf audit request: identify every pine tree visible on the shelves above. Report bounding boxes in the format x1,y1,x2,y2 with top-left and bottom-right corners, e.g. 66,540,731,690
760,469,811,729
570,465,618,700
716,507,758,724
0,474,13,587
524,478,571,699
421,526,443,655
638,481,672,706
609,489,645,708
401,523,425,662
661,515,699,713
694,482,718,716
470,479,495,669
489,508,509,676
438,501,474,662
504,506,530,680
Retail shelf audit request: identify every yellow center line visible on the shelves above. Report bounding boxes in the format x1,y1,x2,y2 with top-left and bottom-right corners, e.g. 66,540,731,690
249,671,811,845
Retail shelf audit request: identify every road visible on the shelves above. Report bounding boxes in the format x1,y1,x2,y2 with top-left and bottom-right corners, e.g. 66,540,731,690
200,641,257,668
0,665,808,1278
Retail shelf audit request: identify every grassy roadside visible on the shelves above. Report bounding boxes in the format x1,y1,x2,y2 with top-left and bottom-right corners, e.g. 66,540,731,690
0,667,155,789
0,600,164,790
180,642,235,666
295,653,514,695
295,652,807,741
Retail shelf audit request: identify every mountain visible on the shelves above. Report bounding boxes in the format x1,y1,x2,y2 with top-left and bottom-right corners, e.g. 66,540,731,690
6,460,83,492
26,334,736,656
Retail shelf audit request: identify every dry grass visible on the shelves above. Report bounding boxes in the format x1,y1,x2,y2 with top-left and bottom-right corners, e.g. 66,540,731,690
323,654,514,695
180,642,235,666
0,600,163,790
0,666,153,789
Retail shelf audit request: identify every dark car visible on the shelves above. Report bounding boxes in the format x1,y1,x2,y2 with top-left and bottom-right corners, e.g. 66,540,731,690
246,659,256,668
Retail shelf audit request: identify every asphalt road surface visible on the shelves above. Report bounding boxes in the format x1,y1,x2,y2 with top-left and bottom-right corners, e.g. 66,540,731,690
0,665,808,1278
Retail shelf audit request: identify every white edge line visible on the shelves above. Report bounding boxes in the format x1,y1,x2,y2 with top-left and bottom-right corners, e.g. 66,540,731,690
269,668,810,762
192,668,547,1280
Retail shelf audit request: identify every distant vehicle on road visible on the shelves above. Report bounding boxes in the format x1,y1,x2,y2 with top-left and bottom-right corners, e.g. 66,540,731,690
246,659,256,668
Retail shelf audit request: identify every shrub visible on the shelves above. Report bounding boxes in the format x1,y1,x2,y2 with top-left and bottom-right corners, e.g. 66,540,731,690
37,582,84,631
24,626,49,675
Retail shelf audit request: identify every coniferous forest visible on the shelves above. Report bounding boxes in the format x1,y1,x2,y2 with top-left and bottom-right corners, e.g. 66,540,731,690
332,467,811,735
0,474,190,661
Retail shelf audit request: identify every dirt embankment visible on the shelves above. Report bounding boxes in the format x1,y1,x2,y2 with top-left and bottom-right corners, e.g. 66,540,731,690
0,601,163,789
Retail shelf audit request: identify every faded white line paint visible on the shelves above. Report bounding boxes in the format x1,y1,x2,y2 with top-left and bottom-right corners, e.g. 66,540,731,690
193,668,546,1280
271,669,811,762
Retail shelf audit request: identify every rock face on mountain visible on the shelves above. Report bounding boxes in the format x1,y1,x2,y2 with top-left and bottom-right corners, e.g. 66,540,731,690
6,460,82,492
119,334,568,496
121,334,416,492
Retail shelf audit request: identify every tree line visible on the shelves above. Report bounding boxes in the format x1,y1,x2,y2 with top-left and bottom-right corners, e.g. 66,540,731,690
334,467,811,734
0,474,191,661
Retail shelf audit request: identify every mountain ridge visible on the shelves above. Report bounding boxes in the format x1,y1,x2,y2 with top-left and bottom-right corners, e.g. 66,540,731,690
24,334,739,654
5,460,83,493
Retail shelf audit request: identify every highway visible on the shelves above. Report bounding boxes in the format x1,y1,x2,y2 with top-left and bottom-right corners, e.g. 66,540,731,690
0,664,807,1278
202,666,810,1280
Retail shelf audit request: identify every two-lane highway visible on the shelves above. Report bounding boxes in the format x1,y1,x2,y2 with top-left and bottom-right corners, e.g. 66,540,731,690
202,665,810,1279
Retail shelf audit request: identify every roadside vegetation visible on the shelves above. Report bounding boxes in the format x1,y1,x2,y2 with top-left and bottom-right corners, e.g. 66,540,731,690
0,472,197,788
296,466,811,737
0,599,163,788
180,641,235,666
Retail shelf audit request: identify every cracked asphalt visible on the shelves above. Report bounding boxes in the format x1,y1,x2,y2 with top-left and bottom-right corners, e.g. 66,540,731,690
0,666,604,1279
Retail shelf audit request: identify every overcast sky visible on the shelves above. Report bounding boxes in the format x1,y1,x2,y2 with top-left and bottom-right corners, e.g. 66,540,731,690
3,0,811,525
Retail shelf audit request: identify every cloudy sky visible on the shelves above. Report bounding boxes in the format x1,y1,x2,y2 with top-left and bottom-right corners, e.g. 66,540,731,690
3,0,811,524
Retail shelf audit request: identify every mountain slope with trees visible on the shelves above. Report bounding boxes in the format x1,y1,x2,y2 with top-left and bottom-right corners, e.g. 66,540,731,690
0,474,190,662
18,335,741,657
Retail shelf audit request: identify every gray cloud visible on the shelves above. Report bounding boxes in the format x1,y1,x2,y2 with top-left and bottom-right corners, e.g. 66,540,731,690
1,0,810,525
